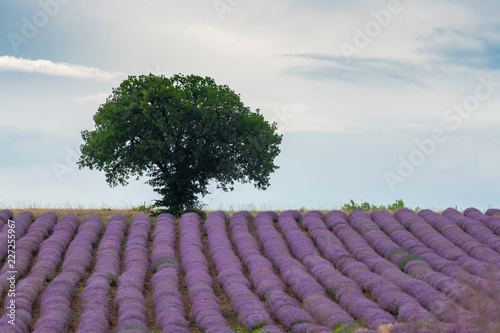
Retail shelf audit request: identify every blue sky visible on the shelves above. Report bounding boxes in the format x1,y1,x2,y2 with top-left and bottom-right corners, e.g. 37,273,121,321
1,0,499,210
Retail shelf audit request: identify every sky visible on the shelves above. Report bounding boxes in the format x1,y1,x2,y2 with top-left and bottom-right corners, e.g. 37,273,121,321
0,0,499,211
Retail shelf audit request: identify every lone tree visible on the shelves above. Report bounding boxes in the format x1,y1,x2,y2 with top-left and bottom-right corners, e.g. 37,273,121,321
78,73,282,214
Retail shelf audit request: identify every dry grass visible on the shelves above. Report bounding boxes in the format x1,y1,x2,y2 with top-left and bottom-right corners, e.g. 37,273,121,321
8,208,346,222
9,208,143,223
377,324,393,333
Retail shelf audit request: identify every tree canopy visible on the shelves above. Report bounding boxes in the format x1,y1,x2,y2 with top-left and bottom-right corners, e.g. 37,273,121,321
78,73,282,214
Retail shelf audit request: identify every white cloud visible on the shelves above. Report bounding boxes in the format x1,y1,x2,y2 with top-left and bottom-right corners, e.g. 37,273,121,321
0,56,124,81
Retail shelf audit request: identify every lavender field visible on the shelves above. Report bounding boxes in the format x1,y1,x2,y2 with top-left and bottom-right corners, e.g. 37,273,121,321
0,208,499,333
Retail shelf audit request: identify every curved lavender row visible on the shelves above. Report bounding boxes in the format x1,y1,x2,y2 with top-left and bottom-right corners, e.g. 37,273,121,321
33,215,103,333
306,211,437,324
205,211,280,332
254,211,355,329
443,208,500,254
179,212,233,333
280,211,396,330
0,211,33,264
485,208,500,217
0,212,56,293
76,215,127,333
465,208,500,236
0,214,79,333
370,210,500,299
151,213,189,333
419,209,500,266
349,210,500,321
114,214,151,333
394,209,500,280
230,212,320,331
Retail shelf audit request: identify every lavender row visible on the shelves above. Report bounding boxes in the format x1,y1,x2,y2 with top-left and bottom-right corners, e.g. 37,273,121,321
33,215,103,333
0,212,33,264
230,212,326,332
205,211,281,332
394,209,500,280
0,212,56,294
114,214,151,333
0,214,79,333
349,210,500,322
370,210,500,300
77,215,127,333
151,213,189,333
465,208,500,236
279,211,396,330
486,208,500,217
307,211,438,323
179,213,233,333
254,211,355,330
0,210,13,229
419,209,500,267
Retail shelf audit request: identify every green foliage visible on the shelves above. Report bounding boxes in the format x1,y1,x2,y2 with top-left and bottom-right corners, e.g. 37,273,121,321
151,257,177,273
333,323,362,333
341,199,418,212
332,323,343,332
78,73,282,216
250,322,267,332
385,248,409,261
397,255,423,270
131,203,153,213
341,199,373,211
378,199,418,211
